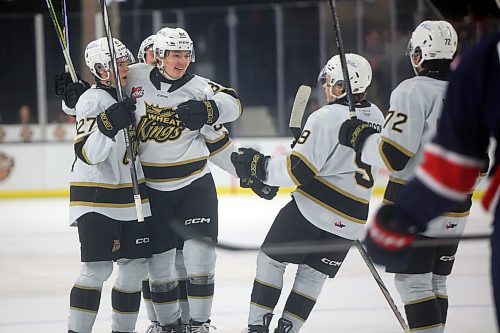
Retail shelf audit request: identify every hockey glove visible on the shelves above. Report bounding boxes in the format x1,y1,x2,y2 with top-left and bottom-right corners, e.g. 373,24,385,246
63,81,90,109
176,99,220,130
230,148,269,181
365,204,423,270
338,118,377,152
240,178,279,200
97,98,136,139
54,72,74,97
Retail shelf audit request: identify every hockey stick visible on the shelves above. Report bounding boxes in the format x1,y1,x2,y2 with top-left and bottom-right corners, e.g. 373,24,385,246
328,0,356,119
99,0,144,222
354,240,409,332
289,85,311,139
45,0,78,82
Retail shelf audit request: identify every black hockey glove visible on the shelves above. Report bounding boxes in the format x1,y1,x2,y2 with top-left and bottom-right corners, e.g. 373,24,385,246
230,147,269,181
97,98,136,139
176,99,220,130
338,118,377,152
240,178,279,200
54,72,74,97
364,204,424,270
63,81,91,109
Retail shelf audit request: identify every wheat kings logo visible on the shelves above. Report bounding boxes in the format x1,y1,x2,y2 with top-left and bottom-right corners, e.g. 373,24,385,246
137,102,185,143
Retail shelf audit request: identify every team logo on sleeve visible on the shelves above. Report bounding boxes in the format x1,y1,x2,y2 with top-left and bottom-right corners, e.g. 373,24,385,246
445,221,458,229
131,86,144,99
137,102,184,143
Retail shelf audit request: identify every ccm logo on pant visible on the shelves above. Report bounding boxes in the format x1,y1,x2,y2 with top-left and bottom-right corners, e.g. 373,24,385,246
135,238,150,244
321,258,342,266
185,217,211,225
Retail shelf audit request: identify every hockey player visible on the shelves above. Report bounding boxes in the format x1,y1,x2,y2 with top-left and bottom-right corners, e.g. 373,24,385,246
125,26,276,333
338,21,466,333
67,37,153,333
138,34,156,65
231,54,384,333
363,31,500,329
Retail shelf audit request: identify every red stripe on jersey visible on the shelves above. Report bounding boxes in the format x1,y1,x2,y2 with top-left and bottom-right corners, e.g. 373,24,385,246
421,150,480,194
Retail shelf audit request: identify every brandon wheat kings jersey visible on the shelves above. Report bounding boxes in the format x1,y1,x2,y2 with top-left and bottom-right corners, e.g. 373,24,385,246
361,75,472,237
266,99,384,240
125,64,242,191
69,85,151,226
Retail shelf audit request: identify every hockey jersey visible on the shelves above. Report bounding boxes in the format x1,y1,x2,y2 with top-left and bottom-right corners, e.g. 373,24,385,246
397,32,500,229
69,85,151,226
266,99,385,240
125,64,242,191
360,72,475,230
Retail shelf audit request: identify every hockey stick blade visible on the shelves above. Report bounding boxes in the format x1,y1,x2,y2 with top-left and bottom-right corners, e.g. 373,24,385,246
289,85,311,139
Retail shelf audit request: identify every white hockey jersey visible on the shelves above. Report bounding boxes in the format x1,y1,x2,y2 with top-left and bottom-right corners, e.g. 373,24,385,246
125,64,242,191
361,75,471,236
266,100,385,240
69,85,151,226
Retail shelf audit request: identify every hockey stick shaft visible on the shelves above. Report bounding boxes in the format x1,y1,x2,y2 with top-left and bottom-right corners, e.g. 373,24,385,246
328,0,356,119
355,241,409,332
45,0,78,82
99,0,144,222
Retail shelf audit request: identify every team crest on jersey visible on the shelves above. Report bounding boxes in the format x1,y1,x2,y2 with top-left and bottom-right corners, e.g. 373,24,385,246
334,221,346,228
137,102,184,143
0,152,14,181
445,221,458,229
131,86,144,99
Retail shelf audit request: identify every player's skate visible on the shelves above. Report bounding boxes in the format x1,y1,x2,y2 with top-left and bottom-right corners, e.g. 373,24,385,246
241,313,273,333
273,318,293,333
161,319,183,333
189,319,216,333
145,321,162,333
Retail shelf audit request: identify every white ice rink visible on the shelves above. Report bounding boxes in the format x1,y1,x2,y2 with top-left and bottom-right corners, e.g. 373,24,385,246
0,195,497,333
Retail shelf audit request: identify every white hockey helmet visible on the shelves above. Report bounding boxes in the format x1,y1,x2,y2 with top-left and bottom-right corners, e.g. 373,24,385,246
138,34,156,63
154,27,195,62
319,53,372,98
406,20,458,68
84,37,130,79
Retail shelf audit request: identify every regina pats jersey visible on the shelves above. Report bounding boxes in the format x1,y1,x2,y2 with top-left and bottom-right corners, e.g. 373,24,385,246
266,100,384,240
69,85,151,226
125,64,242,191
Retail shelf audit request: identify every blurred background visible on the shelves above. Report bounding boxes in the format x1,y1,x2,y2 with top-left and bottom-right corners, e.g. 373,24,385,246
0,0,498,140
0,0,498,196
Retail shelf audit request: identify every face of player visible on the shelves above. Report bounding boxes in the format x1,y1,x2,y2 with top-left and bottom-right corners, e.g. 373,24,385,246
144,48,155,65
162,50,191,79
323,74,344,103
101,57,129,87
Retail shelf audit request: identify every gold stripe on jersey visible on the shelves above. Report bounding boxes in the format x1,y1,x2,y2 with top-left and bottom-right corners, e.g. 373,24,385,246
286,152,318,187
70,178,146,189
205,132,231,155
315,176,369,204
218,87,243,116
296,184,368,224
286,155,300,186
379,136,414,172
74,134,93,165
383,179,472,216
70,199,149,208
70,182,149,206
141,156,208,182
